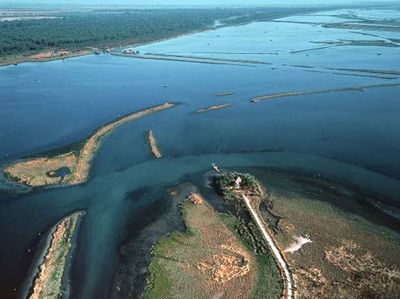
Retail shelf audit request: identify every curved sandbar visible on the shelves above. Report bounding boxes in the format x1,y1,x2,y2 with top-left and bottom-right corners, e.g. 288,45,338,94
147,130,162,159
3,102,176,188
26,211,85,299
194,103,233,114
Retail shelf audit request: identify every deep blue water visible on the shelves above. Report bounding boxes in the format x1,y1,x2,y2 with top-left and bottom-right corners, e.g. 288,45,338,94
0,8,400,299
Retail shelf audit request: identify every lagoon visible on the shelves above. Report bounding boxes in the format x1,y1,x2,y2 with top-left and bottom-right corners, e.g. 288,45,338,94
0,7,400,298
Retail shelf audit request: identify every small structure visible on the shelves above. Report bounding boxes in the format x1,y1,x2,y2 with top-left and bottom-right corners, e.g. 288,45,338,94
212,163,220,173
122,49,139,55
188,192,203,205
235,176,242,189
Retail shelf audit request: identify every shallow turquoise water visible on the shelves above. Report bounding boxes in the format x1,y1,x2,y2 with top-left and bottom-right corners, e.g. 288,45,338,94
0,8,400,299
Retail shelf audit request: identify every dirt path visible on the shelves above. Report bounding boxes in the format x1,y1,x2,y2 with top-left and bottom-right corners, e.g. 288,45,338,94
242,194,294,299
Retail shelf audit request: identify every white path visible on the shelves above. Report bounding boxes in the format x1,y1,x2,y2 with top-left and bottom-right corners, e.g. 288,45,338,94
242,194,294,299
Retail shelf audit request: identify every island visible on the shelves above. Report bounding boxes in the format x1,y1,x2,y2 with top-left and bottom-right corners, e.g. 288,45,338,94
24,211,85,299
3,103,176,188
147,130,162,159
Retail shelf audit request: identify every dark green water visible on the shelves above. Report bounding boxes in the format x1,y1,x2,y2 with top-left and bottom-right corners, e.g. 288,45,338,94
0,7,400,299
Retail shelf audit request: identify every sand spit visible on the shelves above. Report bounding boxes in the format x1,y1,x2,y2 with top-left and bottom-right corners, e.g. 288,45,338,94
147,130,162,159
284,236,312,254
3,103,176,188
215,91,234,97
194,103,233,114
250,83,400,103
27,211,85,299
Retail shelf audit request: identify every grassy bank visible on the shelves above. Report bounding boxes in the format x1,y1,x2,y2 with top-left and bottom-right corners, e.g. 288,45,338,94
144,189,281,299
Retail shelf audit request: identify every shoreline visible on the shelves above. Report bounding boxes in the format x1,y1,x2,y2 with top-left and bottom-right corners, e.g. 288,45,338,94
0,49,95,68
0,23,226,68
2,102,176,188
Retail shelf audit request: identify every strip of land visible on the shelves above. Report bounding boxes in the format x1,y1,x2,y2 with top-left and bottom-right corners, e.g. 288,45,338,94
147,130,162,159
1,7,318,67
250,83,400,103
194,103,233,114
3,103,176,188
26,211,85,299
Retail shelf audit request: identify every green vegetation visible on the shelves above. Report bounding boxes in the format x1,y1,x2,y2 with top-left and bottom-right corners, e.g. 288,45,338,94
214,172,269,254
144,198,256,299
214,172,282,299
0,7,311,59
214,172,260,195
144,232,181,299
220,214,281,299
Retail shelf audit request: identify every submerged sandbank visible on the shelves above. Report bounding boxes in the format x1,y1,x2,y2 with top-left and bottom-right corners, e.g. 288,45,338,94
250,83,400,103
194,103,233,114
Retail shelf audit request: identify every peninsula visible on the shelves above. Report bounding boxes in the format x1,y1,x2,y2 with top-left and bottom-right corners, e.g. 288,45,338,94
3,103,176,188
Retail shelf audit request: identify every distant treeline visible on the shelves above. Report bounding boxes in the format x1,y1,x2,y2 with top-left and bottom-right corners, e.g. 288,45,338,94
0,7,308,57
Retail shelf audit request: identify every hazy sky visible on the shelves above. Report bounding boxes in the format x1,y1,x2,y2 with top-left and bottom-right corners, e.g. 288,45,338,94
2,0,399,6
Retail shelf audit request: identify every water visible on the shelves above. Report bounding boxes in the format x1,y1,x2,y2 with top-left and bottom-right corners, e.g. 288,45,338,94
0,7,400,299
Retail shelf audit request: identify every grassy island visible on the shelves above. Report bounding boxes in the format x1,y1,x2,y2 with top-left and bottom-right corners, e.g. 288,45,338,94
3,103,176,188
27,211,85,299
